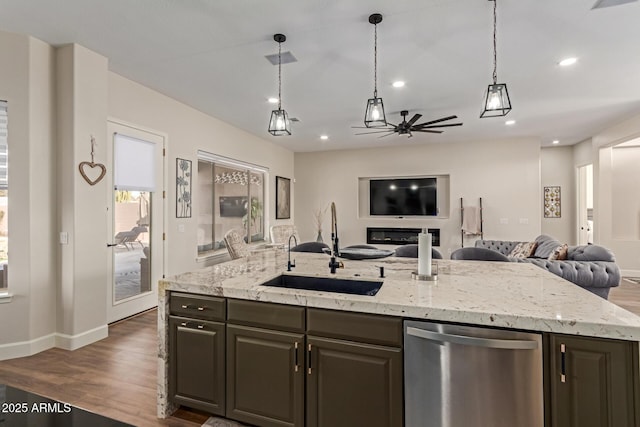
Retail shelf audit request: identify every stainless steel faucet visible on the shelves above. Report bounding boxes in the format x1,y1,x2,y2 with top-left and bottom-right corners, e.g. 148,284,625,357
287,234,298,271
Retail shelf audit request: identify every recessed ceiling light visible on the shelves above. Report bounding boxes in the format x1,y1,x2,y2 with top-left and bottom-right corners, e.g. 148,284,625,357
320,135,329,140
268,97,279,104
552,140,560,144
392,81,405,88
558,57,578,67
505,120,516,125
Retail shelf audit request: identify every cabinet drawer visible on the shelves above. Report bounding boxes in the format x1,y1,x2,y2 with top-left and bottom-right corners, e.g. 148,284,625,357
170,292,226,321
307,308,402,347
227,299,305,333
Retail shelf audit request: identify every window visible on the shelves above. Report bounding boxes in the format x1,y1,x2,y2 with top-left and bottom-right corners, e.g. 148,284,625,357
197,151,266,255
0,101,8,291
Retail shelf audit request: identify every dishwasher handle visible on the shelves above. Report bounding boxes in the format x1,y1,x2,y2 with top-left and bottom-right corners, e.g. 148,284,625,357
406,326,539,350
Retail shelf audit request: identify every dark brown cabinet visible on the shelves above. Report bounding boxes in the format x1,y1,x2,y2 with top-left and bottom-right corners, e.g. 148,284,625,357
306,308,404,427
546,333,640,427
226,299,305,427
169,293,226,415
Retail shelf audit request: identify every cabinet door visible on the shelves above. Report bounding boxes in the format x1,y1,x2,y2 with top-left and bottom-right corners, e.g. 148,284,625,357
547,334,639,427
306,336,403,427
169,316,225,415
226,324,304,427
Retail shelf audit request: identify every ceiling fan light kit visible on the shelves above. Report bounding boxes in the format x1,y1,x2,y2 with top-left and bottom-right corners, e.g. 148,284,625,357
480,0,512,118
364,13,387,128
268,33,291,136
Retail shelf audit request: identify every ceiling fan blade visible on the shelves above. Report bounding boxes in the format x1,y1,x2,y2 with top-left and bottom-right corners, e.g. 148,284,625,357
407,114,422,126
377,132,397,138
417,123,464,129
414,129,443,134
351,126,394,129
354,130,398,135
414,115,458,127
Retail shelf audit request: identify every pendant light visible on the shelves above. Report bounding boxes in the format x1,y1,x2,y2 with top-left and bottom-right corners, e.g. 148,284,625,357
480,0,512,118
364,13,387,128
268,34,291,136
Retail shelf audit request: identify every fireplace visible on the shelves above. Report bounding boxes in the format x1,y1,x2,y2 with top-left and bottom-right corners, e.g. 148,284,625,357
366,227,440,246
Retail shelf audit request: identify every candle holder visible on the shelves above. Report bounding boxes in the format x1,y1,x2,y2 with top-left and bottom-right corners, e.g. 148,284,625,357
412,261,438,281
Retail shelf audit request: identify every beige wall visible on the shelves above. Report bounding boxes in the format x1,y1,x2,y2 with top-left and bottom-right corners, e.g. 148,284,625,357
294,138,542,258
0,31,57,352
107,72,294,274
541,146,575,244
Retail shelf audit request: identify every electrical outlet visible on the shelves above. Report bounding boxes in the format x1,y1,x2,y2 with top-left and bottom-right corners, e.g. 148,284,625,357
59,231,69,245
519,218,529,225
500,218,509,225
178,224,185,233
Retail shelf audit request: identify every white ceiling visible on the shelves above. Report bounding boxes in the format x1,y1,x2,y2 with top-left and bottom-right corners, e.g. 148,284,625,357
1,0,640,152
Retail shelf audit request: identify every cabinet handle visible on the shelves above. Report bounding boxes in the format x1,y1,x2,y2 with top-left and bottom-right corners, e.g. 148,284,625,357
294,342,299,373
197,324,205,329
181,304,189,309
560,343,566,383
197,307,205,311
307,343,312,375
180,322,188,327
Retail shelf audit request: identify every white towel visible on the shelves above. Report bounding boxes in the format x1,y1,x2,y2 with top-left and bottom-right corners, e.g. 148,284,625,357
461,206,481,235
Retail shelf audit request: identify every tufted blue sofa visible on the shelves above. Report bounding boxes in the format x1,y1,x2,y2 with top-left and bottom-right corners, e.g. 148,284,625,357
474,235,620,299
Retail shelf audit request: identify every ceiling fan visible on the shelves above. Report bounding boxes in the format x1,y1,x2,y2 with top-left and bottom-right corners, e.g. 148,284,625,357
354,110,463,138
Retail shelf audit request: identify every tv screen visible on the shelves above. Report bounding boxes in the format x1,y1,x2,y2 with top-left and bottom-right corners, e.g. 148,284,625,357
370,178,437,216
219,196,247,217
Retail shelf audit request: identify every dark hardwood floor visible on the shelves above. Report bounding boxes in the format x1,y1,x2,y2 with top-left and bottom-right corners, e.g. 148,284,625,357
0,309,208,427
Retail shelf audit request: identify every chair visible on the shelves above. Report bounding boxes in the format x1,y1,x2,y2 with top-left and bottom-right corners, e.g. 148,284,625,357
290,242,330,253
269,225,299,249
450,247,510,261
114,226,148,250
223,229,250,259
394,244,443,259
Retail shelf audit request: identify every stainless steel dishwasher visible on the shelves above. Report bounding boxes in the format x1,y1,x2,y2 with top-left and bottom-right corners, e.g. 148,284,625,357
404,320,543,427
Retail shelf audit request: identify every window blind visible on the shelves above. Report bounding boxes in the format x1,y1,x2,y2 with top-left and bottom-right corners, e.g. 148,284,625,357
114,133,156,191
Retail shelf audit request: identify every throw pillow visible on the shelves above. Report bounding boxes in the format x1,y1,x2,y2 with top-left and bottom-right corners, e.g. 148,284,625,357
533,235,562,258
509,242,538,259
548,243,569,261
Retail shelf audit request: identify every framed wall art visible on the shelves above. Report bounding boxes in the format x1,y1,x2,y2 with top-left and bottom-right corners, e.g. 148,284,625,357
544,186,561,218
176,158,192,218
276,176,291,219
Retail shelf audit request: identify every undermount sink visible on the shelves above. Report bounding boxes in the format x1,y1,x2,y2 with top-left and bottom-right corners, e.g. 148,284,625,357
261,274,383,296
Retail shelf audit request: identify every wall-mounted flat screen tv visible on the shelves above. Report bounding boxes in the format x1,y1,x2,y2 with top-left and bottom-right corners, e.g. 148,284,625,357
370,177,437,216
219,196,247,217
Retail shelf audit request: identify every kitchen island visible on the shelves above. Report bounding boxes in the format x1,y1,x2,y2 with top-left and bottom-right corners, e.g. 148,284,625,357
158,250,640,426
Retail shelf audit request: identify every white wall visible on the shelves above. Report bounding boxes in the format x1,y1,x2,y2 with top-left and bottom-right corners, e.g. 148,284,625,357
107,73,295,275
0,31,57,354
294,138,541,258
611,145,640,240
541,146,575,244
593,112,640,273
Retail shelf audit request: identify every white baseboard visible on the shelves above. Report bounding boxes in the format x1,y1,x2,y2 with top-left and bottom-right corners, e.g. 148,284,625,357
55,324,108,351
621,269,640,278
0,324,108,361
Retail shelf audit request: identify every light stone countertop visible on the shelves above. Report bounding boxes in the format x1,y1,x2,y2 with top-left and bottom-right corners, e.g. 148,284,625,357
157,249,640,417
159,250,640,341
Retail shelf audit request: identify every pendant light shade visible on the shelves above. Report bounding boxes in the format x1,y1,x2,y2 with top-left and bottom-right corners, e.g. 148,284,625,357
480,0,512,118
268,34,291,136
481,83,512,118
364,13,387,128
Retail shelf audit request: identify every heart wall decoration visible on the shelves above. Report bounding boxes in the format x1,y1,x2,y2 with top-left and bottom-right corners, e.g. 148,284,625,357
79,135,107,186
79,161,107,186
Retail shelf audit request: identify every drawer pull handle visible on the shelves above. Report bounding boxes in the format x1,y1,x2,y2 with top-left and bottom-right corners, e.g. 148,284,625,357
180,322,188,327
197,324,204,329
560,343,566,383
181,304,188,309
197,307,205,311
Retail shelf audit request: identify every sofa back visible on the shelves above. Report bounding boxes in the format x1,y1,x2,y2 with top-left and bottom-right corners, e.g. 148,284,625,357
474,240,519,256
568,244,616,262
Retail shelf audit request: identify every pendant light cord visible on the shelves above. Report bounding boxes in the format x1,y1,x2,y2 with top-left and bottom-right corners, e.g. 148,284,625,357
373,22,378,98
278,41,283,110
492,0,498,85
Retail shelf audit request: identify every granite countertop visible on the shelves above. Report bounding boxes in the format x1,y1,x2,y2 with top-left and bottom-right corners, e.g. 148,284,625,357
159,250,640,341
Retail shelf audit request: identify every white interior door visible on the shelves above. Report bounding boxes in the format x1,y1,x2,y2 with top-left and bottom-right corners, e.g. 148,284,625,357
107,120,165,323
577,164,594,245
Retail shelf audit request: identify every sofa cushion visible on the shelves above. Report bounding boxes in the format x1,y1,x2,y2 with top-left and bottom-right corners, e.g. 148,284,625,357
533,235,562,258
569,244,616,262
509,242,538,258
548,244,568,261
